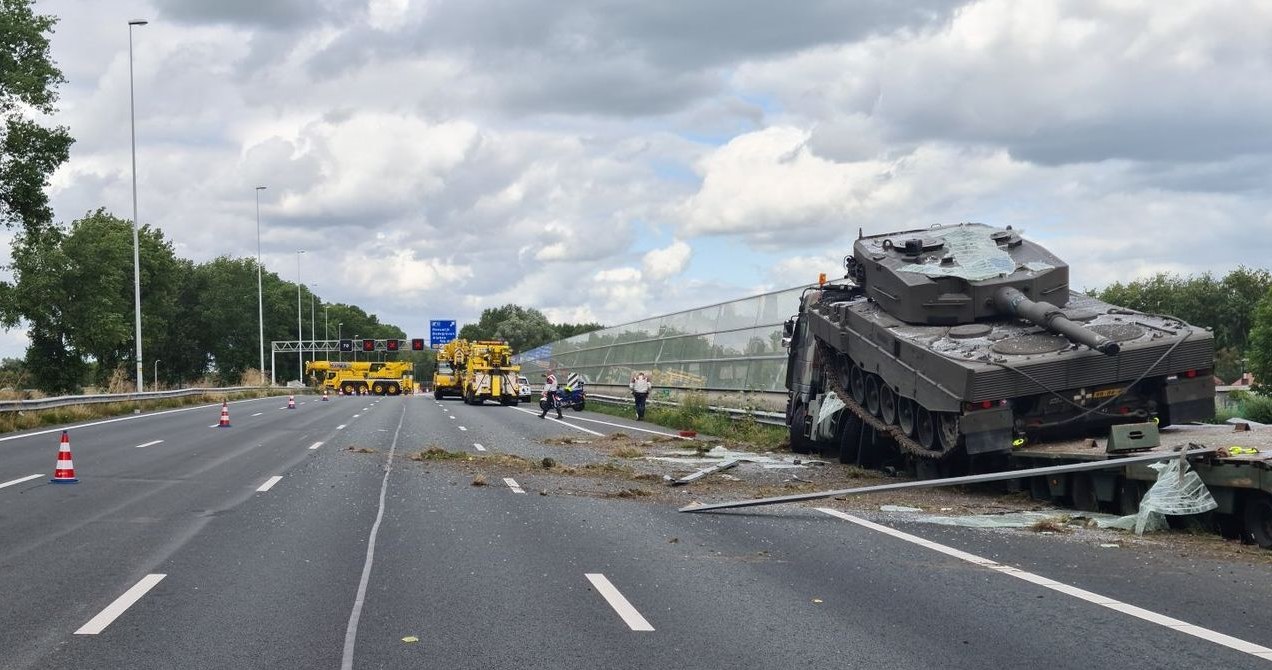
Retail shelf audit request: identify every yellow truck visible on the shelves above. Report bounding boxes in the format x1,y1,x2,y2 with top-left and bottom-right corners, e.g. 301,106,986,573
461,340,522,405
305,360,415,396
432,340,470,399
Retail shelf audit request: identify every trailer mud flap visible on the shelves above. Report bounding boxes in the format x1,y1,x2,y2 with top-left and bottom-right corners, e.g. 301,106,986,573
964,429,1011,455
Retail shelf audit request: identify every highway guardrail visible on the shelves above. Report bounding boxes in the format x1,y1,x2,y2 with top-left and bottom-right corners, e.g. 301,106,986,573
587,393,787,427
0,387,275,413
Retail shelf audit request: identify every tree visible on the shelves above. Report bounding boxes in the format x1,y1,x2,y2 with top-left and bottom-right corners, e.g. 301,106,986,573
0,0,73,236
1248,287,1272,392
457,305,605,353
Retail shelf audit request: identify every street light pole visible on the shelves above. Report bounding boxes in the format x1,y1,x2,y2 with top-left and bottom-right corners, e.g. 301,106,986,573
338,322,343,362
324,305,329,361
296,250,305,384
128,18,148,393
255,185,267,385
310,283,317,366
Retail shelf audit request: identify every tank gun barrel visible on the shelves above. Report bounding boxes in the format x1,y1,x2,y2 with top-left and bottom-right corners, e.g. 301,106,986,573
993,287,1120,356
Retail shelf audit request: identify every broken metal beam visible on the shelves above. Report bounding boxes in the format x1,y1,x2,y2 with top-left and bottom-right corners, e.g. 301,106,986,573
671,459,739,486
678,446,1216,513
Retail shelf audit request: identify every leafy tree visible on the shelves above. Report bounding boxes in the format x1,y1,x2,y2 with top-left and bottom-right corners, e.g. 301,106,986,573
0,0,73,236
458,305,604,352
1248,287,1272,392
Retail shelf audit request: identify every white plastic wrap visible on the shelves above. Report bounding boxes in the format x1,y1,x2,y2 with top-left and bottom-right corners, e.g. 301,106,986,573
816,392,845,441
1098,458,1218,535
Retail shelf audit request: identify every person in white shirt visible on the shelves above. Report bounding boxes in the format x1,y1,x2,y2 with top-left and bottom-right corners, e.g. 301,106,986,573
539,371,562,419
629,372,652,420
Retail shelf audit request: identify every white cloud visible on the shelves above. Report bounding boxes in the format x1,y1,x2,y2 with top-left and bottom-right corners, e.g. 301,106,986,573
641,239,691,280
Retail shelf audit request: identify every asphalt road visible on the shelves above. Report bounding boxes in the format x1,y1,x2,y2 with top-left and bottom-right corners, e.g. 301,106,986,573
2,393,1271,669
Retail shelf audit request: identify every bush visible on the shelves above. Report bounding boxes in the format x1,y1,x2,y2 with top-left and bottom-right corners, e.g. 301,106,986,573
1238,393,1272,424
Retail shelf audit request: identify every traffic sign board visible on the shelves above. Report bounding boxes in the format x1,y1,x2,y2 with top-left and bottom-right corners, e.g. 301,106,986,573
430,320,457,347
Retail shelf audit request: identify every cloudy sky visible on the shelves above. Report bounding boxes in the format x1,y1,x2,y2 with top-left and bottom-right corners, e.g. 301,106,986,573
6,0,1271,356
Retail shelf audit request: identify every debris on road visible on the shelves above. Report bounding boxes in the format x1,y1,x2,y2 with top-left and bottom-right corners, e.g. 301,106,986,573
402,636,419,643
671,459,739,486
472,474,487,486
345,446,377,454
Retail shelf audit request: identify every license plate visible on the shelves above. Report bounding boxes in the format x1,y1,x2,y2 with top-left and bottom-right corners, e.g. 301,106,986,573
1091,388,1123,399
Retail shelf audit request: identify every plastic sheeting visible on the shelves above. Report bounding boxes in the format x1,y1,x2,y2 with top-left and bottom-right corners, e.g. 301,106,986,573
816,392,845,440
896,227,1016,281
1097,458,1218,535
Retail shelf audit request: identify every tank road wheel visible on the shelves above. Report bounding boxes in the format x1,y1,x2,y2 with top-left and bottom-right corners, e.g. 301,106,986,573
1243,492,1272,549
916,408,938,450
879,385,897,425
341,382,357,396
789,405,812,454
864,376,881,416
936,413,961,453
837,413,863,465
897,398,916,436
849,366,866,404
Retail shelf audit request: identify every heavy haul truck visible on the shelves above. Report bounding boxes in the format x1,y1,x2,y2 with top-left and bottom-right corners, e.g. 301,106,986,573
432,340,469,399
305,360,415,396
431,339,524,404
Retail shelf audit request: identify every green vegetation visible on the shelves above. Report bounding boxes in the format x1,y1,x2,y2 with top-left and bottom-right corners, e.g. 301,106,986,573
1222,390,1272,424
458,304,601,353
0,389,286,435
586,392,788,450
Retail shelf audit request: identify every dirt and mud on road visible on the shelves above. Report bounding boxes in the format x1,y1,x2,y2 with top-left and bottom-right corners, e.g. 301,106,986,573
365,431,1272,564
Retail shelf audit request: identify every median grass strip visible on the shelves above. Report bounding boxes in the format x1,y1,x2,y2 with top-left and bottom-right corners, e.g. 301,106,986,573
586,393,788,450
0,389,288,435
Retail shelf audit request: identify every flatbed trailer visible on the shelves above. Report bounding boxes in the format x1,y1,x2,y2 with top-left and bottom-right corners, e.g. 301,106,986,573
1010,422,1272,546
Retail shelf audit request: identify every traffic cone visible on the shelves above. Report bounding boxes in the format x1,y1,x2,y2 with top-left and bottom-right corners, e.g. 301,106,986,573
218,401,231,428
287,395,296,409
51,431,78,484
322,388,329,402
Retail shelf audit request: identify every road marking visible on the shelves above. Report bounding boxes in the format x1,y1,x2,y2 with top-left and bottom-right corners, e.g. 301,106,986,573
362,407,369,411
353,414,361,419
336,424,347,430
474,443,486,452
449,415,455,420
0,473,42,490
133,440,164,449
208,424,220,428
509,406,605,436
251,412,263,417
74,574,166,635
816,508,1272,661
0,396,281,447
459,426,468,432
584,573,654,631
557,414,689,440
257,475,283,492
309,441,323,450
342,405,407,670
503,477,525,494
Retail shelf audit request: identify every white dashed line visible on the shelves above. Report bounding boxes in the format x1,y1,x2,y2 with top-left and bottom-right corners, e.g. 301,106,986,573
133,440,164,449
257,475,283,492
353,414,361,419
503,477,525,494
0,474,42,490
75,574,166,635
815,508,1272,661
473,443,486,452
509,406,605,436
585,573,654,632
459,426,468,432
336,424,347,430
309,441,323,450
449,416,456,420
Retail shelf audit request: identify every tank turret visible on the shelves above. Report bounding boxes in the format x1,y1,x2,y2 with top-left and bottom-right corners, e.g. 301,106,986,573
846,222,1115,354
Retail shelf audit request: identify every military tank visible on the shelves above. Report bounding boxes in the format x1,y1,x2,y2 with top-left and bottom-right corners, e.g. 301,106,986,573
784,223,1215,462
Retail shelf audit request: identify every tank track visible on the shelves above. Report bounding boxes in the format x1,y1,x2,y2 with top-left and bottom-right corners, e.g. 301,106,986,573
818,342,954,461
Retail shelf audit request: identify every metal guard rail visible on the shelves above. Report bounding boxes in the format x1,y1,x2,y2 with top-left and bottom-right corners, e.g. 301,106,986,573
0,387,270,413
587,393,787,427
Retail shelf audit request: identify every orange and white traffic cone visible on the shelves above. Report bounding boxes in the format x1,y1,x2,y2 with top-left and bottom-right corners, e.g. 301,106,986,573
51,431,78,484
322,388,329,402
218,401,231,428
288,395,296,409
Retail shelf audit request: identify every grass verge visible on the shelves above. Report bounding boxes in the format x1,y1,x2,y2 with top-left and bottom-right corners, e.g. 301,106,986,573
585,393,789,450
0,389,289,435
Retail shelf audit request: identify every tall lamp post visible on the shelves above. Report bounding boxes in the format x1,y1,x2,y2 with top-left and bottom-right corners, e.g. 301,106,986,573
338,322,344,362
128,18,148,392
296,250,305,383
255,185,267,384
310,283,317,367
324,305,330,360
153,359,160,389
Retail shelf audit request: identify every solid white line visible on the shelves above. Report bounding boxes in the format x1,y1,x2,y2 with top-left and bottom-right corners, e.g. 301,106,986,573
341,405,407,669
74,574,166,635
336,424,347,430
133,440,164,449
815,508,1272,660
509,406,605,436
503,477,525,494
0,395,281,447
257,475,283,492
474,443,486,452
555,414,689,440
459,426,468,432
585,573,654,632
0,473,42,490
308,441,323,450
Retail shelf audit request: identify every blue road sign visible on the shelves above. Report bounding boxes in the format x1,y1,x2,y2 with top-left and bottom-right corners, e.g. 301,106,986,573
430,320,457,347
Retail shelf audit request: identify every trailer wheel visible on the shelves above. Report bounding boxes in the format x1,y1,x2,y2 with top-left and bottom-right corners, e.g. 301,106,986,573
789,405,812,454
1115,479,1142,516
897,398,916,436
1243,492,1272,549
1071,473,1099,513
837,413,863,465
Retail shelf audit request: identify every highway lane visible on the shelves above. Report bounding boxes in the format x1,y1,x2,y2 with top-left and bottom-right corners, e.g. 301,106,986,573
3,392,1272,668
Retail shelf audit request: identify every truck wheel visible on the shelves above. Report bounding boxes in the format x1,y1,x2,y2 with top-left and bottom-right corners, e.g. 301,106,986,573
789,405,812,454
836,413,863,464
433,389,443,400
386,383,400,396
1243,492,1272,549
341,382,356,396
371,382,385,395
